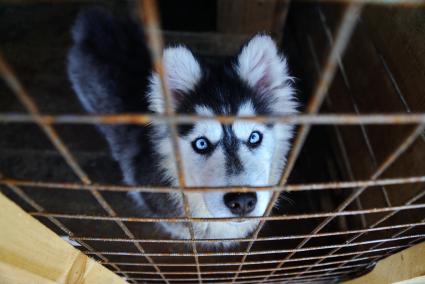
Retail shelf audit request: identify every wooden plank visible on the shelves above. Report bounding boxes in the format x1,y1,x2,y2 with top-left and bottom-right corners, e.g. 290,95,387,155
0,193,127,284
395,276,425,284
343,241,425,284
217,0,289,39
163,31,250,56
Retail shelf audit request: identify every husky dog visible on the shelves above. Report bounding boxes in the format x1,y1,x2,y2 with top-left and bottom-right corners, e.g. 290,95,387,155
68,9,297,243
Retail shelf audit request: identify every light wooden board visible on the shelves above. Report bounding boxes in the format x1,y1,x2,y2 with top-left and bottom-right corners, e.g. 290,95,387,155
343,241,425,284
0,193,127,284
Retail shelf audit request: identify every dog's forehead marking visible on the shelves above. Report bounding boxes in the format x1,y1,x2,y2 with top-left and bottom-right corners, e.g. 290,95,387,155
189,105,222,143
191,102,265,142
233,101,263,140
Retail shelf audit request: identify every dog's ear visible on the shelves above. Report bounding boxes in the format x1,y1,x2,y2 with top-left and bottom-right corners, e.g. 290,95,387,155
235,34,297,114
147,46,202,113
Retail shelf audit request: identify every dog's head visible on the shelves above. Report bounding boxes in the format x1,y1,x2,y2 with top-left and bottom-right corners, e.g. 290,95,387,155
148,35,297,240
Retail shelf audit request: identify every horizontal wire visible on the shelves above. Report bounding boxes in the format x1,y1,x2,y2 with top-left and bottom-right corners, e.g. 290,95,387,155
103,245,405,266
83,235,422,257
118,261,372,275
291,189,425,280
261,123,425,282
1,112,425,125
2,175,424,193
1,0,424,5
125,267,360,282
0,34,169,284
72,221,425,244
262,277,343,284
129,274,344,284
2,1,424,283
30,203,425,223
105,255,378,270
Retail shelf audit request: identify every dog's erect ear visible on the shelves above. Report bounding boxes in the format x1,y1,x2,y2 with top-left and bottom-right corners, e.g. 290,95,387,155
147,46,202,113
235,34,297,114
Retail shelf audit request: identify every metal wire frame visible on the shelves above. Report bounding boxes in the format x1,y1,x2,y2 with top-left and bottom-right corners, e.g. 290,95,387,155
259,13,425,284
119,261,370,275
1,1,425,284
125,268,367,283
0,40,170,284
28,202,425,223
75,234,424,257
259,113,425,282
231,3,365,282
70,221,425,244
100,244,409,267
101,255,383,269
311,3,385,227
285,6,425,280
0,178,135,283
2,112,425,125
85,249,410,271
125,267,364,282
319,195,425,277
1,0,424,7
341,226,425,270
137,1,203,282
2,175,425,194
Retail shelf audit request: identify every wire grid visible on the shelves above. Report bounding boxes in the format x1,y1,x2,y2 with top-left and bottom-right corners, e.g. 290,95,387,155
1,0,425,284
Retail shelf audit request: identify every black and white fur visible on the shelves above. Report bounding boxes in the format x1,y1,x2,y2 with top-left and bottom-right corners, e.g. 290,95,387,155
67,9,297,244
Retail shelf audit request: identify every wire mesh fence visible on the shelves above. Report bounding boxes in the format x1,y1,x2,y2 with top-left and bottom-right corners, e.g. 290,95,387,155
1,0,425,283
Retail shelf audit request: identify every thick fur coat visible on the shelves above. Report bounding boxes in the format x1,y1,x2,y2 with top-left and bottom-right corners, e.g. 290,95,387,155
68,8,297,243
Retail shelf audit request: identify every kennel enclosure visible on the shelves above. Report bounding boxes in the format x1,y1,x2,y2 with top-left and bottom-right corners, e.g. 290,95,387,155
1,0,425,283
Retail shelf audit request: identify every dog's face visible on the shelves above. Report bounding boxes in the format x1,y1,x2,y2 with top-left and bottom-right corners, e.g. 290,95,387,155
148,35,297,240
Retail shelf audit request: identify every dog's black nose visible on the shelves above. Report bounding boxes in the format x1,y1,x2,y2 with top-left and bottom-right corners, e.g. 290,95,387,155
224,193,257,215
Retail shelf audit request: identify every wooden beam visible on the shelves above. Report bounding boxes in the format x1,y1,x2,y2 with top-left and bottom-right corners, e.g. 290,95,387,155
343,241,425,284
217,0,290,41
0,193,127,284
163,31,250,56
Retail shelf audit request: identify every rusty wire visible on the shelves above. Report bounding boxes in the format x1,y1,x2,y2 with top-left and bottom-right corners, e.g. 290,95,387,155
100,244,409,267
0,40,169,284
70,221,425,244
231,4,365,282
80,235,422,258
261,124,425,282
2,112,425,125
28,202,425,223
316,193,425,278
260,10,425,284
0,176,133,282
1,0,425,283
119,262,369,275
125,268,361,283
2,175,425,193
100,254,381,268
1,0,425,6
282,5,425,281
137,1,202,282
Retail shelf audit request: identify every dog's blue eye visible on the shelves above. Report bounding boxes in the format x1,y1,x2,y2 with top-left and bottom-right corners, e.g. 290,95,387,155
192,137,212,154
248,131,262,147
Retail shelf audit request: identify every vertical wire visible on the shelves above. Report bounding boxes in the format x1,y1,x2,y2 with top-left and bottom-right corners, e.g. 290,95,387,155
0,53,168,284
289,6,425,281
263,124,425,282
138,1,202,282
1,181,134,283
231,3,364,283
